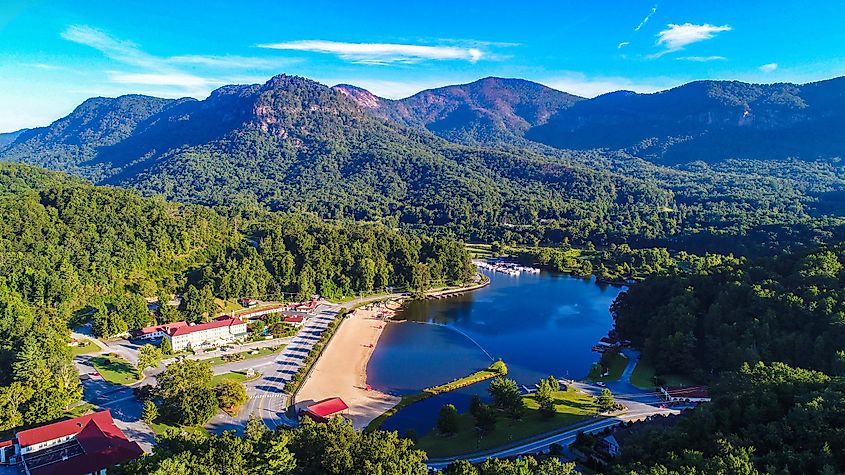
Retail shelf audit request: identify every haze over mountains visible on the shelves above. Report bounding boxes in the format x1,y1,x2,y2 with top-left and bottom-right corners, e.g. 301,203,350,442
1,73,844,251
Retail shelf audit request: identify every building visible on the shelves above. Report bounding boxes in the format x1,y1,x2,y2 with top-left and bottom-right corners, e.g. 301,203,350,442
132,321,189,340
238,298,259,308
659,385,711,403
165,316,248,352
0,410,143,475
293,299,318,313
237,305,287,320
283,316,304,327
302,397,348,423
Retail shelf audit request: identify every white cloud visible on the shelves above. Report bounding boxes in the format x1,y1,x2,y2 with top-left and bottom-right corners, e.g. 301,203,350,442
257,40,486,64
759,63,778,73
635,5,659,32
676,56,727,62
165,55,296,69
541,73,673,98
107,72,214,88
618,42,630,49
652,23,732,58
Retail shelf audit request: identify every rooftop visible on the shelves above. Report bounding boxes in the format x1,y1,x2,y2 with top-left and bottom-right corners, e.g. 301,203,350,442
306,397,349,418
170,316,245,337
663,385,710,399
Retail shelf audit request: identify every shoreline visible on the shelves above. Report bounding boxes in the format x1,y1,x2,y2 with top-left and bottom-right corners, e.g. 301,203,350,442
294,273,490,429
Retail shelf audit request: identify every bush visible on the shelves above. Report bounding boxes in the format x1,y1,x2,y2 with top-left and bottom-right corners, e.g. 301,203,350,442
437,404,460,435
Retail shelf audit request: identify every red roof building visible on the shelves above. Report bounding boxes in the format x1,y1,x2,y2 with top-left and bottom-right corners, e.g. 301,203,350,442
283,316,304,325
303,397,349,422
4,410,143,474
133,321,189,339
237,305,286,320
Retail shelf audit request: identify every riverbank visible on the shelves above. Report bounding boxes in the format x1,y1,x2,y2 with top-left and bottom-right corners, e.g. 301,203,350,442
294,307,400,429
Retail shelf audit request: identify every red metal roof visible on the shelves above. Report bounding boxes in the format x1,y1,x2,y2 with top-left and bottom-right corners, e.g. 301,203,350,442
134,321,188,336
0,439,12,448
28,413,143,475
284,316,304,323
169,316,244,337
239,305,286,318
17,411,110,448
306,397,349,418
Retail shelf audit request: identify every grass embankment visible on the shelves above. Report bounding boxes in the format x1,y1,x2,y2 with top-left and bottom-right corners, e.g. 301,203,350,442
587,351,629,382
417,386,600,458
70,339,99,356
65,403,96,418
148,420,208,436
90,354,139,385
211,370,261,386
630,359,696,389
466,243,494,259
204,346,284,366
366,362,506,432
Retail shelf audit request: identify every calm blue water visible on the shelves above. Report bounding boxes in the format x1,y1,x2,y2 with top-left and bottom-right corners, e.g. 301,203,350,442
367,269,622,434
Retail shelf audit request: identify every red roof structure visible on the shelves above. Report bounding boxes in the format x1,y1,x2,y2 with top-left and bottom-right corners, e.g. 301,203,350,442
238,305,286,319
284,316,304,324
304,397,349,422
134,321,189,337
169,316,244,337
17,410,143,475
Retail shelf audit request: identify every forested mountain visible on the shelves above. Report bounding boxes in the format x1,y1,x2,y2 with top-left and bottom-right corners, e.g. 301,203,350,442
0,162,474,432
527,77,845,163
2,74,845,254
334,77,582,145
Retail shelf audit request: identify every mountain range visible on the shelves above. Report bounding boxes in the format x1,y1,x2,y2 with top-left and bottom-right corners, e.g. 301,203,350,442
1,73,843,249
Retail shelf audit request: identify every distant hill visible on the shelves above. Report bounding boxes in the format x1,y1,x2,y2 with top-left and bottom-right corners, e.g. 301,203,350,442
334,77,583,145
525,78,845,163
0,128,28,150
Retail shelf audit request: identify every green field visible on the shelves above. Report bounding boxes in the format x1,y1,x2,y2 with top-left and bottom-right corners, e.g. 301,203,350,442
587,351,629,382
90,354,139,385
630,359,696,389
65,402,96,418
465,243,493,259
211,370,261,386
416,387,599,458
204,345,284,366
148,420,209,436
70,339,100,356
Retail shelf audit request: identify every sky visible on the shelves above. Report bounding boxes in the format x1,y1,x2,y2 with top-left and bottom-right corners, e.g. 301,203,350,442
1,0,844,132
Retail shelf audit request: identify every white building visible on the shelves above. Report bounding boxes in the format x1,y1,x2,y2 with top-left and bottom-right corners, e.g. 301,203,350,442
164,316,247,352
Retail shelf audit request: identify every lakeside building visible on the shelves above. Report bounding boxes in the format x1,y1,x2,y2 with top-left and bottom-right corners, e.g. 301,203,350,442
132,316,247,351
0,410,143,475
283,316,305,327
302,397,349,423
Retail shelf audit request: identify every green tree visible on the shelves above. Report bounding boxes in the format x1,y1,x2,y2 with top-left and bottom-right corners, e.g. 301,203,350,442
142,400,158,423
535,378,556,418
160,337,173,355
137,344,163,373
215,379,248,410
488,377,525,419
596,388,619,413
437,403,460,435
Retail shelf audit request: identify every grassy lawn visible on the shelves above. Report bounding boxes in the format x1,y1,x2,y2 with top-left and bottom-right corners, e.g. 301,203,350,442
587,351,628,382
65,403,96,418
367,363,505,432
90,354,139,385
211,370,261,386
215,298,245,314
203,345,284,366
466,243,493,259
630,359,696,389
70,339,100,356
416,387,599,458
148,420,208,437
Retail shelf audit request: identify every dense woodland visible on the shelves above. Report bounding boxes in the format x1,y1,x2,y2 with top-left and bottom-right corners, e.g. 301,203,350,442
0,163,473,432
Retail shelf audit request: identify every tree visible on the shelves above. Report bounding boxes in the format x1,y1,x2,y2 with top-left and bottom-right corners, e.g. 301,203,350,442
215,379,248,411
488,377,525,419
183,285,217,323
142,400,158,423
0,382,34,430
547,375,560,392
244,413,268,441
137,344,163,373
156,359,216,425
596,388,619,413
160,337,173,355
472,403,497,434
437,404,460,435
535,378,556,418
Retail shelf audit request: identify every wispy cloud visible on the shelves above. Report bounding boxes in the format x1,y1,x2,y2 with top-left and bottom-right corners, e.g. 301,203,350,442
542,72,673,98
617,42,630,49
676,55,727,62
634,5,659,32
60,25,292,96
759,63,778,73
257,40,487,64
651,23,732,58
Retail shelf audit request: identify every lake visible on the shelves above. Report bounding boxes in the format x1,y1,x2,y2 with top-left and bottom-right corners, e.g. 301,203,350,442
366,269,623,434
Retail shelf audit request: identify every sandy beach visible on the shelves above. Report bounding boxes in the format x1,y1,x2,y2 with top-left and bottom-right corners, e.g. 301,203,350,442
294,306,400,429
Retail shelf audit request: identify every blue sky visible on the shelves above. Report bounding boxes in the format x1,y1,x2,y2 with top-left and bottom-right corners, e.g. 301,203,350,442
1,0,844,131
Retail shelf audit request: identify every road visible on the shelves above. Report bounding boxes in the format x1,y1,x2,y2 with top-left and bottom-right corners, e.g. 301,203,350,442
426,406,679,470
